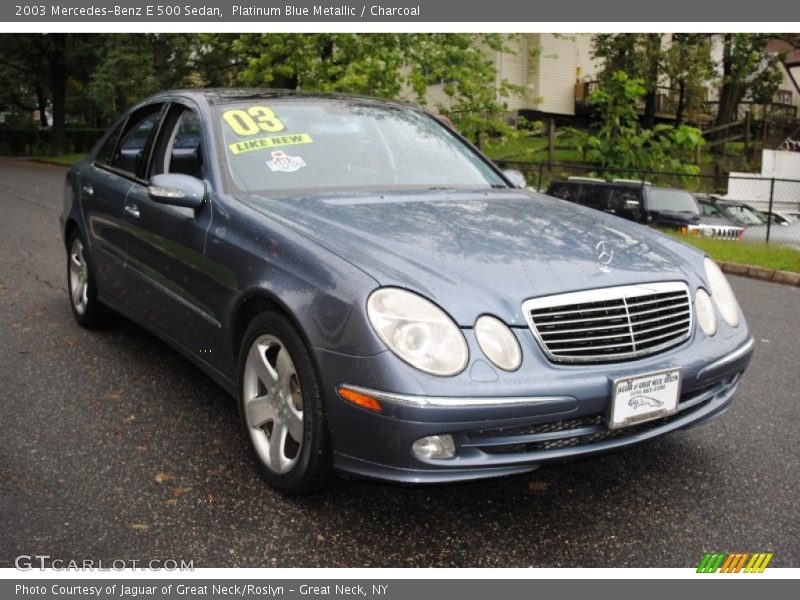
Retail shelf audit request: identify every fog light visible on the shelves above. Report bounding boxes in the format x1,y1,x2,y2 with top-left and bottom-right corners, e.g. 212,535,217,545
412,435,456,459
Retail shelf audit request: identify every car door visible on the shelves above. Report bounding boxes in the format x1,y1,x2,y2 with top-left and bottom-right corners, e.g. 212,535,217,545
576,184,610,213
80,118,133,299
85,104,165,306
607,187,645,223
122,102,218,355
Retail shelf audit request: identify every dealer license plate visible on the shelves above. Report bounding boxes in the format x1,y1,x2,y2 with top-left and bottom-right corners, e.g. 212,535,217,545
610,368,681,429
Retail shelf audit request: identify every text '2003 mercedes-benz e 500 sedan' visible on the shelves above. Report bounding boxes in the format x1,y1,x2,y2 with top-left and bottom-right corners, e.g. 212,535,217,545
60,89,754,494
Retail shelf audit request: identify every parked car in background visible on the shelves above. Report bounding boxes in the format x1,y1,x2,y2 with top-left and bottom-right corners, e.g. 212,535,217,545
61,89,754,494
697,195,792,228
546,179,744,240
740,219,800,249
697,196,800,248
762,211,796,226
697,196,761,227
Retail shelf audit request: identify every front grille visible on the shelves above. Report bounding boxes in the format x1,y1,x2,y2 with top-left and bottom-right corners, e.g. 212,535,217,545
469,379,729,455
523,282,692,363
698,225,743,240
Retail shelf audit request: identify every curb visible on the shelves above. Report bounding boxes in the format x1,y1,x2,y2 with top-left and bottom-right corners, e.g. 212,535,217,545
718,261,800,287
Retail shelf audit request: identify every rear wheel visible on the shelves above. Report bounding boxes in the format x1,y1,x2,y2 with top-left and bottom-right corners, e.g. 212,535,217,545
66,231,106,328
238,312,333,494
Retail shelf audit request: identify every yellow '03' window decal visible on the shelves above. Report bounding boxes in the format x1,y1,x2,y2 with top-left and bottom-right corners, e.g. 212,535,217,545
222,106,314,156
222,106,285,136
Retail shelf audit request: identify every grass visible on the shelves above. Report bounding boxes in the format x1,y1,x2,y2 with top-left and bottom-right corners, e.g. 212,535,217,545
33,153,87,167
667,233,800,274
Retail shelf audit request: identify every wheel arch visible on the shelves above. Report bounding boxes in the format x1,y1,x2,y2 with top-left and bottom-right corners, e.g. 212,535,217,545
229,290,315,366
64,217,81,249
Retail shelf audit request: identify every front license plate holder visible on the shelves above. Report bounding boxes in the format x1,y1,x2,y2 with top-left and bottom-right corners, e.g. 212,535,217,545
610,368,682,429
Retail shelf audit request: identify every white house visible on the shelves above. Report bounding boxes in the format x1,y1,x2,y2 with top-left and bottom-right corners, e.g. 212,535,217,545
422,34,800,123
422,33,602,118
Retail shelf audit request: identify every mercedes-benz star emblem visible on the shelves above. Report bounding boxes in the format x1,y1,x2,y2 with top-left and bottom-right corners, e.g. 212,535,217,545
595,240,614,265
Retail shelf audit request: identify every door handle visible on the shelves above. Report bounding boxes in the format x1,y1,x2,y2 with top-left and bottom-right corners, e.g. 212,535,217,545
124,203,140,219
82,184,94,197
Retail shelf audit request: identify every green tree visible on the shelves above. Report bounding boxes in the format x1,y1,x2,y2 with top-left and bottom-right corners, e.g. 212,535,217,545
571,71,704,178
593,34,664,128
0,35,51,127
714,34,787,129
0,34,73,150
228,33,522,146
405,34,523,147
0,33,106,150
1,33,524,153
87,34,196,123
662,34,715,126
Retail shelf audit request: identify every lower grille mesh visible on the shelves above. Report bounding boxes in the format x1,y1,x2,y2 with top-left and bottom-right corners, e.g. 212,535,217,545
469,380,725,455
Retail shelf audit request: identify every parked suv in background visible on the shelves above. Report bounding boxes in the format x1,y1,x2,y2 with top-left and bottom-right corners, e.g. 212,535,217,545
547,179,744,240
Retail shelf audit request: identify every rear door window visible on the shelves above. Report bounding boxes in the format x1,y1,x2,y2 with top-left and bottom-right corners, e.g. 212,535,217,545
576,185,610,210
95,121,125,166
608,187,644,221
109,107,163,178
548,183,579,202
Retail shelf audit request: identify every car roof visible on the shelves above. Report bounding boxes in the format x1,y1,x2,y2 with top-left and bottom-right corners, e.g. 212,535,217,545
708,198,752,208
550,180,687,193
144,88,419,110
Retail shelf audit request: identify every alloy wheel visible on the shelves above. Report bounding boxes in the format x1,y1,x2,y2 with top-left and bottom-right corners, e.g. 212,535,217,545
68,237,89,315
242,334,304,474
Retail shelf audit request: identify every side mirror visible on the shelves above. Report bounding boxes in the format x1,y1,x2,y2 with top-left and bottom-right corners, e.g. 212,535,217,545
503,169,528,189
148,173,206,209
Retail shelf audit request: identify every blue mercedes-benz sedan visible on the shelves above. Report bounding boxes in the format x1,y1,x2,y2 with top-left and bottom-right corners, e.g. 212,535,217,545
60,89,754,494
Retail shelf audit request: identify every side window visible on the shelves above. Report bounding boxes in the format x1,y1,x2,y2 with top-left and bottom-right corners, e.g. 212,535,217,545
95,121,125,166
109,109,162,177
167,110,204,179
577,185,609,211
608,188,644,221
151,106,205,180
549,183,577,202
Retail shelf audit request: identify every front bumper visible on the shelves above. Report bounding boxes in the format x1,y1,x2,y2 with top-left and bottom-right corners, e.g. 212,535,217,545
319,334,754,484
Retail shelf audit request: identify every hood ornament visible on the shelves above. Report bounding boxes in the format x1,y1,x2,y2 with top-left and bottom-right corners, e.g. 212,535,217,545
595,240,614,265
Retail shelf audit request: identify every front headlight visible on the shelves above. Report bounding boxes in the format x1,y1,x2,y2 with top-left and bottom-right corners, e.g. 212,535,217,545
475,315,522,371
367,288,468,376
704,258,741,327
695,288,717,336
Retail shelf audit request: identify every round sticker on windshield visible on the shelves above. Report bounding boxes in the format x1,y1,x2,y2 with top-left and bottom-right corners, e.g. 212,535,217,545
267,150,306,173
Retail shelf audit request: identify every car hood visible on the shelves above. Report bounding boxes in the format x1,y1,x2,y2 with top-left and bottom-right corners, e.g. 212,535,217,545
239,189,702,326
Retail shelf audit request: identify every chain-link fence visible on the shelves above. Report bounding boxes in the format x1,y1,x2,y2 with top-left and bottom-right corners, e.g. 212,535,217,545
494,160,800,248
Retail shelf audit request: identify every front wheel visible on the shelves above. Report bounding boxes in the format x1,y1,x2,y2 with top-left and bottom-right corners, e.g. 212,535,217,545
238,312,333,494
66,231,106,328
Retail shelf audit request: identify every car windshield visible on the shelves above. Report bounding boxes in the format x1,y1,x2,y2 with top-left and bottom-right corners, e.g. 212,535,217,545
214,99,506,194
700,201,722,217
646,189,700,215
720,204,765,226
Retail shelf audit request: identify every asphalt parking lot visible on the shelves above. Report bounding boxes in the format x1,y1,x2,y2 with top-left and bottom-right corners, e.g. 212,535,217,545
0,159,798,568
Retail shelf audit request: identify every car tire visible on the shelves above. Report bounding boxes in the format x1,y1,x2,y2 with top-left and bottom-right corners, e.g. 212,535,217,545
66,230,107,328
237,311,333,495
